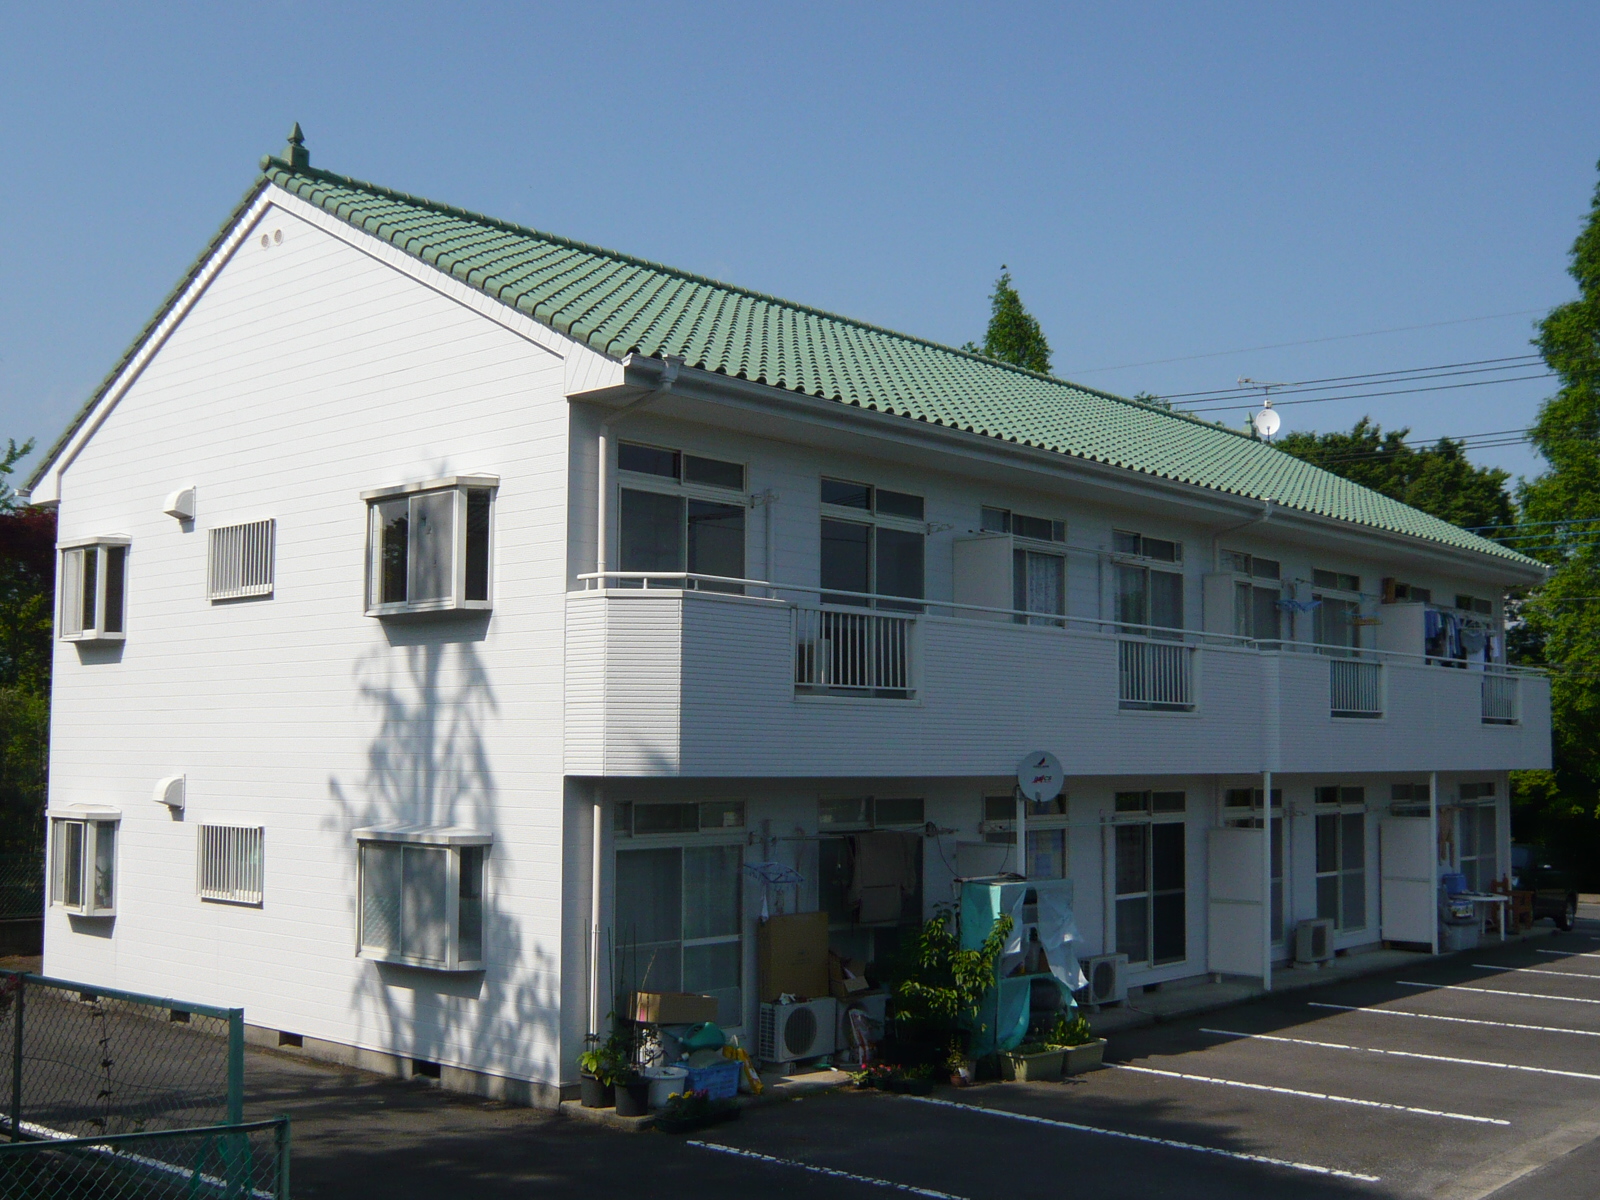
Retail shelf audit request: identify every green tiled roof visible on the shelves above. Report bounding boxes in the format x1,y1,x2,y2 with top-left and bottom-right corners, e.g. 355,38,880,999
33,155,1540,571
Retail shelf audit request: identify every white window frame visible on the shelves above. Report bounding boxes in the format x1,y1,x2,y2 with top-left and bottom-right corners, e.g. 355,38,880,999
1456,782,1499,890
58,537,130,643
1313,787,1368,932
616,443,750,588
207,519,276,601
1111,791,1188,967
980,793,1070,878
197,825,265,905
820,477,928,611
362,476,498,617
354,826,489,971
49,807,120,917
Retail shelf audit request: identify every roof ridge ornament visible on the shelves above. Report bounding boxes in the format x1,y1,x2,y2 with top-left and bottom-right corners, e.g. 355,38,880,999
285,122,309,168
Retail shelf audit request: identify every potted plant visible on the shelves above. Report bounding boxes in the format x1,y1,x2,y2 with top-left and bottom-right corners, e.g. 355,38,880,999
577,1030,627,1108
653,1088,740,1135
999,1040,1066,1082
613,1067,651,1117
892,906,1013,1085
1048,1012,1107,1076
945,1042,975,1087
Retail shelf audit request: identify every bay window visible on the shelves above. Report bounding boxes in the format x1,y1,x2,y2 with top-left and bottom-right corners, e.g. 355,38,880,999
59,538,129,642
356,827,488,970
364,477,496,616
50,810,119,917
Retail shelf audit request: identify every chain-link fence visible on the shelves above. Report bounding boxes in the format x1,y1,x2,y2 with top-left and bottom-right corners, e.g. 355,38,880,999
0,842,43,919
0,1117,288,1199
0,971,244,1142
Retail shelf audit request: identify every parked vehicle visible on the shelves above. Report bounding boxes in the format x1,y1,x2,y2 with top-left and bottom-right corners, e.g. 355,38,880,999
1511,844,1579,930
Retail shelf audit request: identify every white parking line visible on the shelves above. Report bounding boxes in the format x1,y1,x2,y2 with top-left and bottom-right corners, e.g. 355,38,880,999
902,1094,1381,1182
1472,963,1600,979
1204,1027,1600,1082
1537,949,1600,958
690,1141,970,1198
1398,981,1600,1005
1309,1001,1600,1038
1115,1064,1507,1125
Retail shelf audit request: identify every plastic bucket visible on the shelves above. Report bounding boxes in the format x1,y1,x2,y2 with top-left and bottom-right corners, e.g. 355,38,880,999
642,1065,689,1109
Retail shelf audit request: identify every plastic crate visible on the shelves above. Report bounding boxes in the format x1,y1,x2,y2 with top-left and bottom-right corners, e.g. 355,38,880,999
684,1058,741,1100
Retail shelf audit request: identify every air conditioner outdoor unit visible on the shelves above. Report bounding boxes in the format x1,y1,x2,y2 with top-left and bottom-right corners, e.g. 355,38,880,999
758,998,838,1064
1294,918,1336,965
1080,953,1128,1009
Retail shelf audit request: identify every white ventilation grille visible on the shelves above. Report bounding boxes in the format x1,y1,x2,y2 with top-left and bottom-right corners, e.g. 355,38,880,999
208,519,275,600
198,825,264,904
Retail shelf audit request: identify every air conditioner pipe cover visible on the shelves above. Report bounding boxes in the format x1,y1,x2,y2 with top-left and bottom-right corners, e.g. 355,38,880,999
154,775,185,809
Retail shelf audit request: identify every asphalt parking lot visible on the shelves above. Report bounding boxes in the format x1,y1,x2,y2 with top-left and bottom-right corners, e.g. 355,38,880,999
250,911,1600,1200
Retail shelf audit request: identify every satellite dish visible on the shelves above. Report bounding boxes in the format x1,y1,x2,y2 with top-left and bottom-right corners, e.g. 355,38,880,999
1252,406,1282,439
1017,751,1064,805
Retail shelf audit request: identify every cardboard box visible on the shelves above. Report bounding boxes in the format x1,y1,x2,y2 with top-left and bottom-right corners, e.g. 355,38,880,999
757,911,830,1001
828,951,870,998
633,991,719,1025
830,975,870,999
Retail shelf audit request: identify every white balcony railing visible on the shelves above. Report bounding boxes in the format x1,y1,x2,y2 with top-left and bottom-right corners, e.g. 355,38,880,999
1482,671,1519,725
794,606,915,698
1330,658,1383,718
1118,639,1195,711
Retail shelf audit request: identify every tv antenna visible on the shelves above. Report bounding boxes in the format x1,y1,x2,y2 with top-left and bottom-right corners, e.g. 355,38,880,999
1239,377,1285,441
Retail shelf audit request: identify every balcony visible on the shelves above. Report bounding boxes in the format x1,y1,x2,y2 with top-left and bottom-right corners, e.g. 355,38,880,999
565,573,1550,779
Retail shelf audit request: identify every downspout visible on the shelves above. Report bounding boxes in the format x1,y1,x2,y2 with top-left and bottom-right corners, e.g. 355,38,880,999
1208,498,1275,634
590,787,603,1038
1428,771,1440,956
595,355,684,579
1210,498,1276,573
1261,770,1273,994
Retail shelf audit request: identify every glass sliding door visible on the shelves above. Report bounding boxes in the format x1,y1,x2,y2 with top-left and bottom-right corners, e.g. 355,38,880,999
616,843,743,1026
1114,808,1187,966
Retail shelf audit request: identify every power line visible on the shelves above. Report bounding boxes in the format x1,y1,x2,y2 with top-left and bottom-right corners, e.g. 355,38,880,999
1064,309,1548,376
1180,371,1555,415
1470,517,1600,532
1160,356,1541,403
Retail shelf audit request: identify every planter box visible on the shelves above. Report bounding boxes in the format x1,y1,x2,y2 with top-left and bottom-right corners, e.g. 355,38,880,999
1062,1039,1107,1076
999,1048,1064,1082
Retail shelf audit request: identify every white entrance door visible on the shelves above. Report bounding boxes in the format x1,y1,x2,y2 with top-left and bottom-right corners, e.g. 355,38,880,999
1379,818,1434,943
1207,826,1264,975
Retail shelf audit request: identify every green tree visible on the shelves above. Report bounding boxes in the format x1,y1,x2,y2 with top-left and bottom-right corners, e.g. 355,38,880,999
1510,159,1600,860
1275,418,1514,531
0,439,52,854
963,268,1052,374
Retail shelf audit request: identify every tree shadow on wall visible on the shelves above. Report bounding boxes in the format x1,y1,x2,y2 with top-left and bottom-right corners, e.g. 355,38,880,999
324,614,557,1093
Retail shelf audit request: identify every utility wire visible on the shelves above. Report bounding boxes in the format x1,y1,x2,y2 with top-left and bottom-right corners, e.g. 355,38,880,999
1160,356,1542,403
1179,372,1555,416
1065,309,1547,376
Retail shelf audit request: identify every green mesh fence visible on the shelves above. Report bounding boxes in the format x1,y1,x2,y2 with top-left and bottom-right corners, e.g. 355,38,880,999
0,1118,288,1200
0,971,244,1146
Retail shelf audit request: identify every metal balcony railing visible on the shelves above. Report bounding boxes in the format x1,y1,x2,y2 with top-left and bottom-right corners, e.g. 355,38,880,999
1118,639,1195,711
794,606,915,698
1330,658,1383,718
1481,671,1519,725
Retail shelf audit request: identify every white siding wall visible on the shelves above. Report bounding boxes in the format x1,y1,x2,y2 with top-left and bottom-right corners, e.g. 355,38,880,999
43,192,590,1091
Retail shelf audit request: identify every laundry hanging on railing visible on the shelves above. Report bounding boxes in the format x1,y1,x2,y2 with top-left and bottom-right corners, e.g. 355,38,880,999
1277,597,1322,613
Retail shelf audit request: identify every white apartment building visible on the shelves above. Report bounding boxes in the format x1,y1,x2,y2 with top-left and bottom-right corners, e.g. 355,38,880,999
27,134,1549,1105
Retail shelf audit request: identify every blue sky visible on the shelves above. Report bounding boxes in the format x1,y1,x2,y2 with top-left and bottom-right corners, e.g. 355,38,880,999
3,3,1597,488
